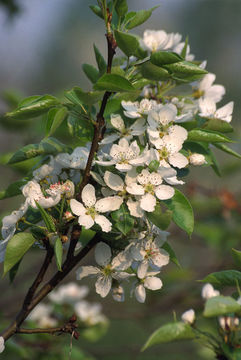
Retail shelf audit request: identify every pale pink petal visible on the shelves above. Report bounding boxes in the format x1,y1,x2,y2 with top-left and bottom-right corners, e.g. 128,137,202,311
206,85,225,103
215,101,233,123
152,249,170,267
199,73,215,92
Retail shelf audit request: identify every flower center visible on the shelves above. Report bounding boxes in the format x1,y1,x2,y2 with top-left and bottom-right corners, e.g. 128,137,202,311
144,183,155,195
86,206,97,219
192,89,204,99
103,264,113,276
158,147,169,160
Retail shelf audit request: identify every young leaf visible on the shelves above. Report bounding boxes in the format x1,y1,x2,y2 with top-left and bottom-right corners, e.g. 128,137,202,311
114,30,139,57
6,95,59,120
140,61,170,81
126,6,159,30
203,118,233,133
150,51,182,66
163,189,194,236
54,237,63,271
4,233,36,274
164,61,208,75
94,44,107,75
0,179,27,200
232,248,241,269
203,295,241,318
67,87,104,105
94,73,135,92
142,322,195,351
89,5,104,19
214,143,241,159
35,201,56,233
82,64,99,83
111,204,134,235
146,203,172,230
162,242,180,267
115,0,128,17
201,270,241,287
187,129,233,143
45,106,68,137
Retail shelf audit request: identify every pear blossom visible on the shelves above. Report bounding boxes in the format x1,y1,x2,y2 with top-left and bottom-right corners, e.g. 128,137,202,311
112,284,125,302
48,283,89,305
193,73,225,103
189,153,206,166
121,99,161,119
181,309,195,324
0,337,5,354
55,146,90,170
134,271,163,303
130,236,170,278
27,303,57,328
173,42,194,61
198,98,234,123
140,30,179,52
201,283,220,299
219,316,239,331
96,138,149,172
22,180,61,209
126,169,174,212
70,184,122,232
76,242,133,298
101,114,146,144
74,300,108,325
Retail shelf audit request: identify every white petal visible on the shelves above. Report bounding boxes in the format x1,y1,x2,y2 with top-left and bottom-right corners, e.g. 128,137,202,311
101,134,120,145
70,199,86,216
130,118,146,135
168,125,188,142
116,163,132,172
181,309,195,324
37,194,61,208
76,266,100,280
135,284,146,303
164,176,184,185
95,242,112,266
158,104,177,125
95,275,112,297
127,199,144,218
137,260,149,279
78,214,95,229
198,98,216,117
95,215,112,232
199,73,215,92
144,276,163,290
95,196,123,213
140,193,156,212
104,171,124,191
215,101,234,122
168,153,189,169
152,249,170,267
112,285,125,302
0,336,5,354
111,114,125,131
82,184,96,207
206,85,225,103
155,185,175,200
126,183,145,196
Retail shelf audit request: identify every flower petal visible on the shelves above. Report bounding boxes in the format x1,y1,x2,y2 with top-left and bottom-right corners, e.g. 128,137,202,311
78,214,95,229
137,260,149,279
135,284,146,303
76,266,100,280
95,275,112,298
82,184,96,207
95,215,112,232
95,196,123,213
144,276,163,290
95,242,112,267
127,199,144,218
168,152,189,169
70,199,86,216
140,193,156,212
152,248,170,267
155,185,175,200
126,183,145,196
111,114,125,131
104,171,124,191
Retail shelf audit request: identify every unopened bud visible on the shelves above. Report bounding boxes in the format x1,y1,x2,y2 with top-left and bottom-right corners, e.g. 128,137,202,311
201,283,220,299
189,153,206,166
181,309,195,324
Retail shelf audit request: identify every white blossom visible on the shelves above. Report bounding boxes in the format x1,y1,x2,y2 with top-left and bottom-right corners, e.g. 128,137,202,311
189,153,206,166
27,303,57,328
121,99,161,119
112,284,125,302
194,73,225,103
173,42,194,61
140,30,180,52
199,98,234,123
0,337,5,354
70,184,122,232
74,300,108,325
201,283,220,299
181,309,195,324
48,282,89,304
76,242,133,298
134,272,163,303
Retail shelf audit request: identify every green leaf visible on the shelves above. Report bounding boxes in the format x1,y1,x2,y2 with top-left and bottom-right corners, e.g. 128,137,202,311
103,99,122,117
82,64,99,83
45,107,68,137
6,95,59,120
232,249,241,269
146,203,172,230
203,118,233,133
94,44,106,75
163,189,194,236
162,242,180,267
181,36,189,58
150,51,182,66
67,87,104,105
214,143,241,160
9,260,21,283
89,5,104,19
140,61,170,81
35,201,56,233
201,270,241,287
79,228,96,247
203,295,241,318
187,129,233,143
126,6,159,30
54,237,63,271
164,61,208,75
115,0,128,17
4,233,36,274
0,179,27,200
8,137,70,165
142,322,195,351
114,30,139,57
111,204,134,235
210,149,221,176
94,73,135,92
148,160,160,173
67,115,93,145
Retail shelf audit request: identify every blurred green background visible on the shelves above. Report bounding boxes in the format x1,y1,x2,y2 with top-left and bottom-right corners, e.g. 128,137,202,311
0,0,241,359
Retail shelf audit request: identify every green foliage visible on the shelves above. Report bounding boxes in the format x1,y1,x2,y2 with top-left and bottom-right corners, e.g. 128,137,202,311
163,189,194,236
164,61,208,75
89,5,104,19
82,64,100,83
115,0,128,17
94,44,107,75
111,204,134,235
140,61,170,81
45,107,68,137
187,129,233,143
232,249,241,269
203,118,233,133
214,143,241,159
0,179,27,200
142,322,195,351
114,30,139,57
54,237,63,271
203,295,241,317
6,95,59,120
146,203,172,230
150,51,182,66
162,242,180,267
66,87,104,105
35,202,56,233
201,270,241,287
94,73,135,92
125,6,159,30
4,233,36,274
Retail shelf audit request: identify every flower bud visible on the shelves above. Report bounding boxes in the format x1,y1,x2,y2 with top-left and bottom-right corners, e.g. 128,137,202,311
181,309,195,324
189,153,206,166
201,283,220,299
112,284,125,302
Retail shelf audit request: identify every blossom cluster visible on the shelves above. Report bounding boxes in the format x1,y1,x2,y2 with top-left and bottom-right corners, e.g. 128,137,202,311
0,27,235,304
